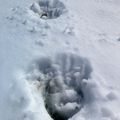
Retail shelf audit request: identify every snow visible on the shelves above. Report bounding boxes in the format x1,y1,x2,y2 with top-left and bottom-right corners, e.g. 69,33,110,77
1,0,120,120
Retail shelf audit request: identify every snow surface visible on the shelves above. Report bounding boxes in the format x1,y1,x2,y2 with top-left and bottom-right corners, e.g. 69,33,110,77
1,0,120,120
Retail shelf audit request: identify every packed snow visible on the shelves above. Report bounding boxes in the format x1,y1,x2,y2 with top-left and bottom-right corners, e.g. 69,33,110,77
1,0,120,120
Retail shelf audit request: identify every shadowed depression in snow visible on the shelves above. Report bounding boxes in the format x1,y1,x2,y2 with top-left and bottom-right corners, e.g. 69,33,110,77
30,0,66,19
31,53,92,120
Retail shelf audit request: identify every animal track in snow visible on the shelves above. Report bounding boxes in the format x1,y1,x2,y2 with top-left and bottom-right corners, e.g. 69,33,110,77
30,0,66,19
28,53,92,120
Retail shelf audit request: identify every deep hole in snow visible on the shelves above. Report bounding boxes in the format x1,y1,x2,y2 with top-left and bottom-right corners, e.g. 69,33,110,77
30,0,66,19
31,53,92,120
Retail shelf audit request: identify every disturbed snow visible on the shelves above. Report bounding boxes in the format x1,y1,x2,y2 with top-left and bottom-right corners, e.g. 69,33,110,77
1,0,120,120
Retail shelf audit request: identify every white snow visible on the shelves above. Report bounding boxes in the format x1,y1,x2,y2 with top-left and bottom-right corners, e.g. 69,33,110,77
1,0,120,120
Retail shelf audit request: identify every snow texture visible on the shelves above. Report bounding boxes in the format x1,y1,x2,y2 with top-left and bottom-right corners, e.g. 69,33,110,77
1,0,120,120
